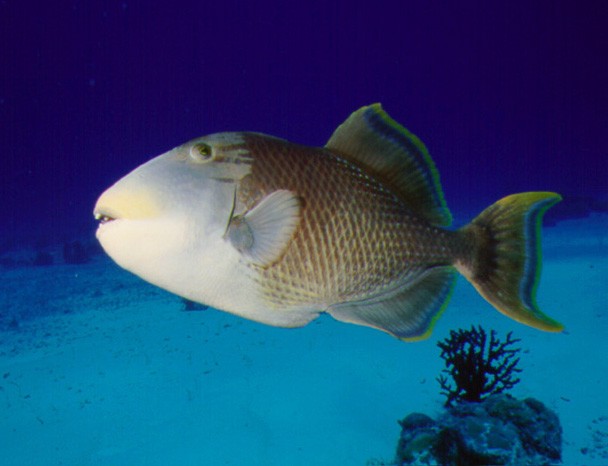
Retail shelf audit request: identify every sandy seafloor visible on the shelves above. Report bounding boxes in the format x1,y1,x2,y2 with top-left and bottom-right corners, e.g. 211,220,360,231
0,214,606,466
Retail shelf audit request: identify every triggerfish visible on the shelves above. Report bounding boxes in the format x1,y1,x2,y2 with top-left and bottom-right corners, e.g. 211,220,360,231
94,104,563,341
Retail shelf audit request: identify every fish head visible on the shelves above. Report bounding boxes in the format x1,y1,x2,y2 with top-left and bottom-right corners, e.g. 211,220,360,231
93,132,252,292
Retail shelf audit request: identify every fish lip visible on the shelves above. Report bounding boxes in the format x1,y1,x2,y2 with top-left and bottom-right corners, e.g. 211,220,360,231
93,208,120,225
95,214,116,225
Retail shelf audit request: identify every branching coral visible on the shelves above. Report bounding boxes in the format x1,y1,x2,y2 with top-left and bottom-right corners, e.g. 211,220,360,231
437,326,522,406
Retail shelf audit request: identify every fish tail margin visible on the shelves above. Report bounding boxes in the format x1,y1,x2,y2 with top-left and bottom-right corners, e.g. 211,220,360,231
456,192,563,332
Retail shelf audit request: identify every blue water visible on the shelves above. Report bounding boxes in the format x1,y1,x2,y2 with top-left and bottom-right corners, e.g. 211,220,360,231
1,2,607,465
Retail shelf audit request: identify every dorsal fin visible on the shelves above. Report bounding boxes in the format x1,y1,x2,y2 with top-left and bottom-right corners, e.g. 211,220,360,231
326,104,452,227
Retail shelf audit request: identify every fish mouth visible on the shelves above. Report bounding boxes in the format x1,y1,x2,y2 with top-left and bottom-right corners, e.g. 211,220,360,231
94,213,116,225
93,208,121,226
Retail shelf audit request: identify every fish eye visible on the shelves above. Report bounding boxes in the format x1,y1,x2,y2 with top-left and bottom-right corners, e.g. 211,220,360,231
190,143,213,162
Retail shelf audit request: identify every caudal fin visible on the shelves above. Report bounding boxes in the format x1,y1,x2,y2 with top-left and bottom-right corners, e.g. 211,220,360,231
456,192,563,332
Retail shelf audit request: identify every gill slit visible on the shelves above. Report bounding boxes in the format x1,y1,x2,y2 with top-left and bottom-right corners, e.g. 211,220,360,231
222,185,238,239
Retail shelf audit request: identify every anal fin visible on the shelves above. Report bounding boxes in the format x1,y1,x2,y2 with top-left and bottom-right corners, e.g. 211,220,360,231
327,267,457,341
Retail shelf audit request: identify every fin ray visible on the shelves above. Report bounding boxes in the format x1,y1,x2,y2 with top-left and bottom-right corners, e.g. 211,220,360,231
226,190,300,267
326,104,452,227
327,267,457,341
457,192,563,331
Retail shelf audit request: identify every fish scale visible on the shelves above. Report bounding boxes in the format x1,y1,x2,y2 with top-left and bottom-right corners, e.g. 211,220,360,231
237,133,458,311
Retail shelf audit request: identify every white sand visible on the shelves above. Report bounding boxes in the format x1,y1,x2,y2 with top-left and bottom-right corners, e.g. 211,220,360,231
1,214,606,465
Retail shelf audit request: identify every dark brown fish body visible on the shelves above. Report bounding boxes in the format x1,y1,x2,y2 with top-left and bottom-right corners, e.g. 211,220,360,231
236,133,458,311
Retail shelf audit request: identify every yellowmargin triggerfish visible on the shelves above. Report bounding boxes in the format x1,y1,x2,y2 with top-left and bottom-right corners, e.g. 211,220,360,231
94,104,563,341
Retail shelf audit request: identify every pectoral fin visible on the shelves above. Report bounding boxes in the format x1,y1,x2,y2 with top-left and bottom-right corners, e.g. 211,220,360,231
226,190,301,267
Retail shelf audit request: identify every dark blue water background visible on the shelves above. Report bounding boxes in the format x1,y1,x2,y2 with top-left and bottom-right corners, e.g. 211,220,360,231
1,1,606,242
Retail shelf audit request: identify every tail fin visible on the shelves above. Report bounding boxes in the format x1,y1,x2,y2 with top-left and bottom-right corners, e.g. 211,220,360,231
456,192,563,332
